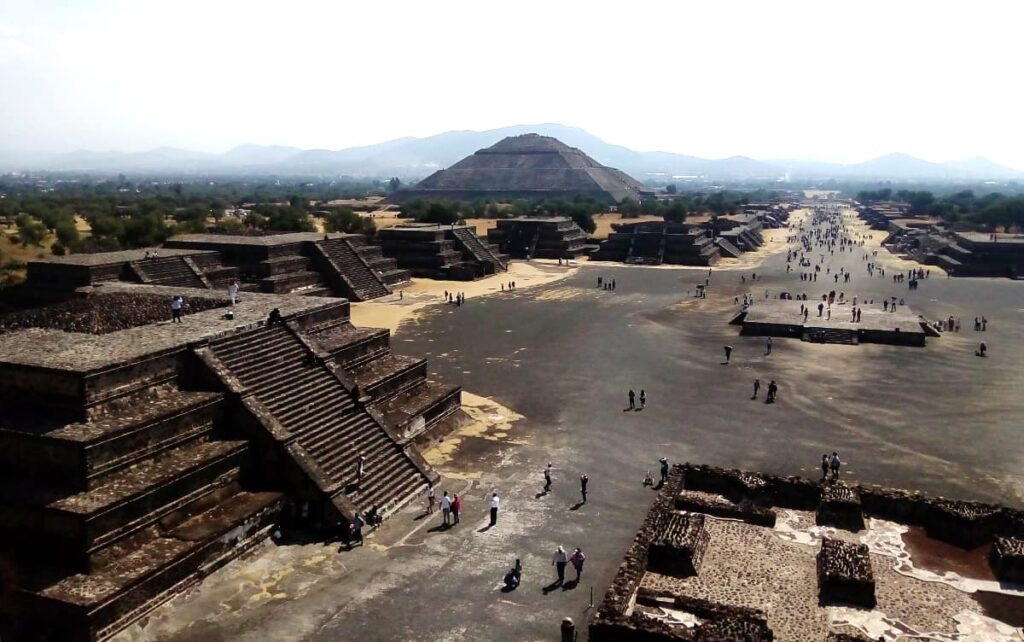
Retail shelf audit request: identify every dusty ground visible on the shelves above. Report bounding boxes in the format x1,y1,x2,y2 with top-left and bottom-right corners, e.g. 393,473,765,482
114,207,1024,642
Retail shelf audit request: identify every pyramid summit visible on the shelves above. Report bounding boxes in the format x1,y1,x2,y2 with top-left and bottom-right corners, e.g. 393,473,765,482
396,133,645,203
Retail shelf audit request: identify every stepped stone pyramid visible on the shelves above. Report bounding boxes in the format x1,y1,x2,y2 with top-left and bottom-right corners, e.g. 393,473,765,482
397,134,645,203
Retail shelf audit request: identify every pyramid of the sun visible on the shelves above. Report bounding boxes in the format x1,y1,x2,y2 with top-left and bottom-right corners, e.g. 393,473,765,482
397,134,645,203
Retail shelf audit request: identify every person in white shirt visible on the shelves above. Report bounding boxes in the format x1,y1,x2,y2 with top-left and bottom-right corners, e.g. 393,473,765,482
440,491,452,527
551,546,568,584
169,295,184,323
228,281,239,305
489,492,499,526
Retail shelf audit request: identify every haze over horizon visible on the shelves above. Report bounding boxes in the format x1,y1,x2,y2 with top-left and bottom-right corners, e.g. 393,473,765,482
3,0,1023,168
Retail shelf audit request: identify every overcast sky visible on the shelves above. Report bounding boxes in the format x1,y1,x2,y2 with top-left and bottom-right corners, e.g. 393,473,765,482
2,0,1022,167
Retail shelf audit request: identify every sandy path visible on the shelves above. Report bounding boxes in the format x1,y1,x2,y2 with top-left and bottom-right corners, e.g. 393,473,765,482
348,260,579,334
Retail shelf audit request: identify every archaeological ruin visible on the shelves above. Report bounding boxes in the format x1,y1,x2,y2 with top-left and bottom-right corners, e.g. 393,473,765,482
485,216,587,260
0,276,461,641
376,223,508,280
592,463,1024,641
394,133,646,203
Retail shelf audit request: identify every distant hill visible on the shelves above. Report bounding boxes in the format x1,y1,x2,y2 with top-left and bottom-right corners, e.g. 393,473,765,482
2,124,1022,182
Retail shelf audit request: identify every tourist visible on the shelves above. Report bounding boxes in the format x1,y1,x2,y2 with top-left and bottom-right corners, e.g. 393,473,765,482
365,504,381,528
766,380,778,404
977,342,987,357
765,337,772,355
829,452,841,481
355,455,365,484
643,470,654,487
659,457,669,483
569,548,586,582
543,462,553,492
628,389,636,410
426,484,435,514
504,559,522,590
349,512,365,548
440,491,452,527
821,454,829,480
723,345,733,363
639,389,646,409
170,295,184,323
228,280,239,305
452,493,461,524
552,546,568,585
489,492,500,526
579,473,588,504
752,378,760,399
597,276,602,288
268,307,282,325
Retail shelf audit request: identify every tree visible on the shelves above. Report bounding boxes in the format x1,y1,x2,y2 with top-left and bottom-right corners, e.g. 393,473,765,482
665,184,678,195
54,220,80,246
388,177,402,192
663,199,688,224
323,206,372,234
15,214,47,247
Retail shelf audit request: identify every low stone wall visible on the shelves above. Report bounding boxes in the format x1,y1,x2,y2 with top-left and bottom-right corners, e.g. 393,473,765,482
816,484,865,532
817,538,875,607
681,464,1024,547
675,490,776,527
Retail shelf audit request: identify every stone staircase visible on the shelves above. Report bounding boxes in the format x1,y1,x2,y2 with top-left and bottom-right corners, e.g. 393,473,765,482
205,324,431,516
302,317,462,442
315,237,391,301
716,238,743,258
450,226,507,273
802,327,859,345
130,256,208,289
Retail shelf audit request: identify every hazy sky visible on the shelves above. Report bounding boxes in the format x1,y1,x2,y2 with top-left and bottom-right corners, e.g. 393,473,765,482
2,0,1022,167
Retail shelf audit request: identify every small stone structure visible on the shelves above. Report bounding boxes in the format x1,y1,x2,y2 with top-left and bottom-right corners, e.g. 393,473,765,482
675,489,776,527
486,216,587,260
816,538,875,607
816,484,865,531
648,512,711,577
591,221,721,266
989,537,1024,583
26,232,409,303
376,223,508,280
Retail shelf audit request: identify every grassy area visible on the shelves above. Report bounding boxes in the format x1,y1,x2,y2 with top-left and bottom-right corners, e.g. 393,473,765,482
0,221,54,285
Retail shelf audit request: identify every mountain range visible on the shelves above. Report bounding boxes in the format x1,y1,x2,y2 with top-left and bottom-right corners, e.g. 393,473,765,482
3,124,1022,182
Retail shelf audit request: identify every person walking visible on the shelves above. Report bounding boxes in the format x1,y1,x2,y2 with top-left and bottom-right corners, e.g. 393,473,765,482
628,389,636,410
752,378,761,399
552,546,568,585
723,345,733,363
543,463,553,493
659,457,669,483
426,485,435,514
579,473,588,504
821,454,829,480
489,492,500,526
569,548,586,582
639,389,646,409
451,493,461,525
228,281,239,306
829,452,841,481
767,380,778,403
440,491,452,527
766,337,773,355
349,512,365,548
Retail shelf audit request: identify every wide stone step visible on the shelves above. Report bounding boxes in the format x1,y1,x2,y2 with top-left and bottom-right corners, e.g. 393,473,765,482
21,491,282,642
0,391,224,491
349,353,427,402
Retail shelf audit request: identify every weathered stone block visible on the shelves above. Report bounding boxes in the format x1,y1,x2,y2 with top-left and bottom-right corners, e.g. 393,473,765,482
817,538,875,607
675,490,776,527
648,512,710,577
816,484,865,531
989,537,1024,584
926,499,1001,548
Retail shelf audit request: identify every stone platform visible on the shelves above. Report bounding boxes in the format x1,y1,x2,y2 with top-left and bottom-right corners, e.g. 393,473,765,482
738,299,928,346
